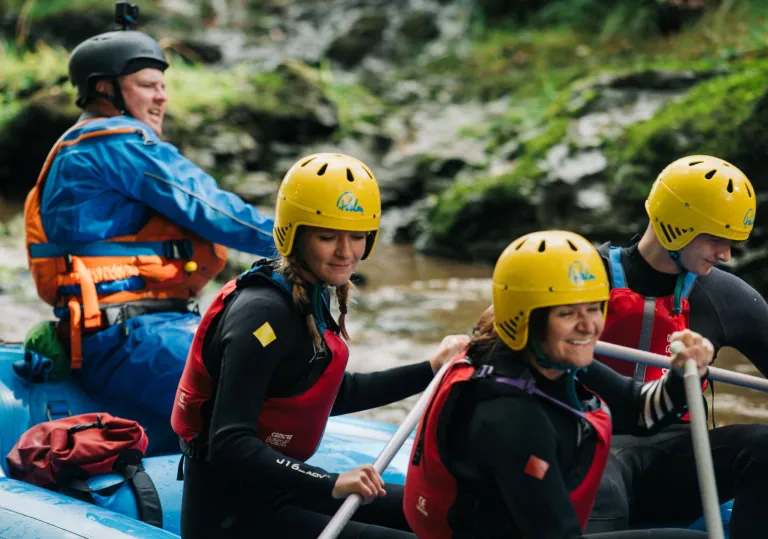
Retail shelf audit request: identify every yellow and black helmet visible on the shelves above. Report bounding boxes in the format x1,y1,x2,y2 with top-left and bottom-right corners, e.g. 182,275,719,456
492,231,610,351
273,153,381,259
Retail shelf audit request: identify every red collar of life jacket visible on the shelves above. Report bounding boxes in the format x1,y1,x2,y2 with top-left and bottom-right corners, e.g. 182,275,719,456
404,354,612,538
171,267,349,462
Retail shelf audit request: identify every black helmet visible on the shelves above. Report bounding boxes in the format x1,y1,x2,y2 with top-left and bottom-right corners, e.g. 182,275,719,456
68,30,168,107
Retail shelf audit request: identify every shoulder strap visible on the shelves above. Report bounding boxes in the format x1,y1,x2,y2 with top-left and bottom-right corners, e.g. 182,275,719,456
236,259,291,295
60,449,163,528
607,246,627,289
474,366,587,418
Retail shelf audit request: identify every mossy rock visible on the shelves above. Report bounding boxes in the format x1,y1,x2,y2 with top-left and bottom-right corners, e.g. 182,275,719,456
2,0,161,50
398,11,439,45
0,92,79,200
420,118,569,260
607,60,768,209
327,12,389,68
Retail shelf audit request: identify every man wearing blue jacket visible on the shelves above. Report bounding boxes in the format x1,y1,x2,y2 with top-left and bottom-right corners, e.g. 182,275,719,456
24,25,276,454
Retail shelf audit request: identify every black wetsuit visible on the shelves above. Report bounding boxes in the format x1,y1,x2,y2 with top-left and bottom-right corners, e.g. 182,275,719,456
587,243,768,537
438,360,706,539
180,282,434,539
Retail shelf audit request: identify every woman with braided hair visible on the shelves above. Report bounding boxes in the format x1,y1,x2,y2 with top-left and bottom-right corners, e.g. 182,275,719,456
171,153,468,539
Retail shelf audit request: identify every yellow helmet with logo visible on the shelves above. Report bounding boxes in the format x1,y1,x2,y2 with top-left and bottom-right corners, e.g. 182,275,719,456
273,153,381,259
646,155,756,251
492,231,610,351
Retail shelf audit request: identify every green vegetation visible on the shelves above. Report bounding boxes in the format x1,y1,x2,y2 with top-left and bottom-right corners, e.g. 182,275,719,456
0,43,71,128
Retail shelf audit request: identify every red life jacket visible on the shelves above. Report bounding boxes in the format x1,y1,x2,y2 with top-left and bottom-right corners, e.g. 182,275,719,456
597,246,705,422
403,354,612,538
170,265,349,462
597,246,697,382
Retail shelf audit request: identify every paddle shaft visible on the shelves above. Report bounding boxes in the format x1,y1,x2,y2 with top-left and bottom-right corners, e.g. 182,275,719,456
317,360,452,539
602,340,728,538
681,356,725,539
595,341,768,393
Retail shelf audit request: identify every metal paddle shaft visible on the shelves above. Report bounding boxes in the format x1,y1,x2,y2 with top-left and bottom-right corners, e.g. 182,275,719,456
600,340,725,538
595,341,768,393
317,360,452,539
680,355,725,539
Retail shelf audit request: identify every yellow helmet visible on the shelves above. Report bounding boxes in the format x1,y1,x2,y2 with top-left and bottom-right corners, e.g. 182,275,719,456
492,231,610,351
273,153,381,259
646,155,756,251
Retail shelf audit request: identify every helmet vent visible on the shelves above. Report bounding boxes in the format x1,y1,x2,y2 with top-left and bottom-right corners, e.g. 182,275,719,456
301,157,317,167
688,160,703,166
362,165,374,180
566,239,578,251
499,319,518,340
346,168,355,182
274,226,288,246
746,185,752,198
538,240,546,252
317,163,328,176
705,169,716,180
727,179,734,193
660,221,690,243
514,238,528,250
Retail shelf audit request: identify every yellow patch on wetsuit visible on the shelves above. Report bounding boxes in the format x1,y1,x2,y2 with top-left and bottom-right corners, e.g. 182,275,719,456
253,322,277,347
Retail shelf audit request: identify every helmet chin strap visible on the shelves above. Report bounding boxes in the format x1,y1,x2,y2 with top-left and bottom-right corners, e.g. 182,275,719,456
530,336,584,412
110,78,130,116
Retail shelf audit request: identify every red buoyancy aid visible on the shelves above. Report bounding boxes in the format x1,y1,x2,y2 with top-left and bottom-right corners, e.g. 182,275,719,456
171,267,349,462
597,246,697,382
404,354,612,538
25,119,227,369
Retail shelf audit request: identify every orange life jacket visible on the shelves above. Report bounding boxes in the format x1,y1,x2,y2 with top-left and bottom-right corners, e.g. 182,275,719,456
24,120,227,369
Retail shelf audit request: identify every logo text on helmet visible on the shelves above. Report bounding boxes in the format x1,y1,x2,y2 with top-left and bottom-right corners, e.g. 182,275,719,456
337,191,364,213
568,261,596,285
743,208,755,227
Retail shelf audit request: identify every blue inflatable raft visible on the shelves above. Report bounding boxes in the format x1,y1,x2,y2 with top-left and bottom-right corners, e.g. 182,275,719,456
0,344,730,537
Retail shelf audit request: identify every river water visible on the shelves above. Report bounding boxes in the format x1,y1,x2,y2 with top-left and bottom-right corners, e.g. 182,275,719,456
0,216,765,428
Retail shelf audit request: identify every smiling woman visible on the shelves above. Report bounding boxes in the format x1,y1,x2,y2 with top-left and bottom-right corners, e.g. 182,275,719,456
403,230,713,539
299,228,368,287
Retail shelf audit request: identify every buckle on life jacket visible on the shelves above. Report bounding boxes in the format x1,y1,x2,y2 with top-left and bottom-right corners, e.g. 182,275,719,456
179,436,207,460
163,240,194,260
472,364,494,379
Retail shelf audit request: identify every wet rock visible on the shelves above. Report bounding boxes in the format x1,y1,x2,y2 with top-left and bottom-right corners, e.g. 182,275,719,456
605,68,726,91
228,171,278,205
327,12,389,68
0,95,79,201
219,61,339,145
398,11,440,44
542,148,608,185
494,139,521,161
164,37,224,64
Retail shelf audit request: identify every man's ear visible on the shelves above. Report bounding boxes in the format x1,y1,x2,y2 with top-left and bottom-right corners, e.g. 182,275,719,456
94,79,115,96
